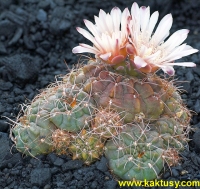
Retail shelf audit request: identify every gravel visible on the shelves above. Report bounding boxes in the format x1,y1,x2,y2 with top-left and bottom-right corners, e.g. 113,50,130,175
0,0,200,188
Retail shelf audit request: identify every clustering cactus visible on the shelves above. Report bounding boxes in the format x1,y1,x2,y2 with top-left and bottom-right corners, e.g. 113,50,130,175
11,60,191,180
11,2,198,181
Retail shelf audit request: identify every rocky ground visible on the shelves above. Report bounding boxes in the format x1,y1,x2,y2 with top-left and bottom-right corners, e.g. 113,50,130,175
0,0,200,188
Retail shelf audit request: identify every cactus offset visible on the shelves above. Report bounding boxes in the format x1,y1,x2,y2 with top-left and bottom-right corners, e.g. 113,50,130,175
105,116,188,181
68,129,105,165
13,124,53,157
52,129,71,155
12,83,95,156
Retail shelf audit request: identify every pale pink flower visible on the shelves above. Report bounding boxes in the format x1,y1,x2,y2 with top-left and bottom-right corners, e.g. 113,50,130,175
72,7,130,64
127,2,198,75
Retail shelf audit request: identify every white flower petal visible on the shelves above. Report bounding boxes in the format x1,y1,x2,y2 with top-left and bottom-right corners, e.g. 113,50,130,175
162,47,198,62
147,11,159,38
99,10,112,34
164,62,196,67
93,36,107,52
76,27,95,43
105,13,114,35
83,19,100,37
144,50,161,62
140,6,150,32
151,14,173,45
121,7,130,35
111,7,121,32
100,52,112,61
101,33,112,52
161,29,189,51
131,2,140,33
74,5,128,62
72,45,98,54
134,56,148,69
94,16,107,33
74,1,198,73
128,2,198,75
79,43,99,52
99,9,107,20
139,45,148,57
161,66,175,76
114,38,119,54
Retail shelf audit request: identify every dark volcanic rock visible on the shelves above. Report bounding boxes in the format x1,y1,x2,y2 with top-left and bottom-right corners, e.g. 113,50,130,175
0,81,13,90
0,120,9,132
0,54,41,84
6,11,27,26
96,157,108,172
0,102,6,113
62,160,83,171
53,157,64,166
23,35,36,49
49,6,72,35
36,9,47,22
8,27,23,46
194,99,200,113
0,133,22,170
51,6,67,18
104,180,117,189
38,1,50,10
186,70,194,81
36,47,48,56
0,0,14,8
0,43,7,55
0,153,22,170
31,168,51,186
193,128,200,152
0,132,10,167
50,18,71,35
193,66,200,76
0,19,17,37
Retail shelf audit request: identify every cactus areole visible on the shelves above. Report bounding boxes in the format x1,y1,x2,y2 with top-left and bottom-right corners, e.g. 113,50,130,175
11,2,198,181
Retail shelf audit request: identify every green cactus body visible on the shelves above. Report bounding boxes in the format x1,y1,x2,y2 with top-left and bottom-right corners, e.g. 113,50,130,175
105,124,164,181
164,97,190,123
105,116,188,181
12,83,95,156
154,117,187,150
49,86,95,132
68,129,105,165
12,110,56,156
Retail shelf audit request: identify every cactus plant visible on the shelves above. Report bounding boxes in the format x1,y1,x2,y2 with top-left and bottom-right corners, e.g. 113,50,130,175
11,1,198,181
12,83,95,156
104,117,188,181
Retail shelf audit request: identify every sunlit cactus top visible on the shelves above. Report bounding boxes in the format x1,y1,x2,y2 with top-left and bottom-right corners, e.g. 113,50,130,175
72,2,198,75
